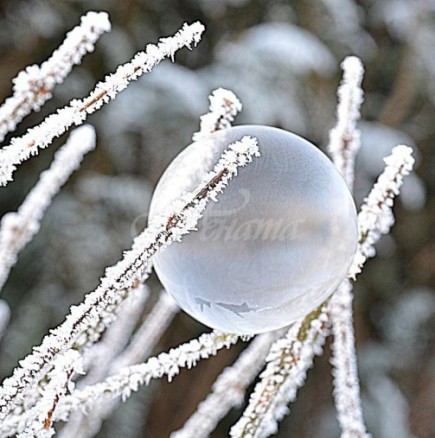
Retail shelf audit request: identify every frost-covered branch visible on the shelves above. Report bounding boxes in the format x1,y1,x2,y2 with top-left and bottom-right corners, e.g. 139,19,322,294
327,55,368,437
0,21,205,186
55,332,246,422
0,125,96,292
0,135,259,424
58,284,149,438
192,88,242,141
0,11,110,143
330,280,369,438
327,56,364,190
230,307,330,438
172,331,282,438
15,351,82,438
349,145,415,277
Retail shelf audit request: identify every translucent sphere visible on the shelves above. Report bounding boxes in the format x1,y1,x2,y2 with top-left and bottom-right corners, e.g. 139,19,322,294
149,125,357,334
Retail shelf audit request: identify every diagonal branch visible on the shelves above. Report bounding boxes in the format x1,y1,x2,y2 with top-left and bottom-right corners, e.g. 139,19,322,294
0,135,260,427
0,125,96,292
55,332,247,423
0,11,110,143
0,21,205,186
171,330,283,438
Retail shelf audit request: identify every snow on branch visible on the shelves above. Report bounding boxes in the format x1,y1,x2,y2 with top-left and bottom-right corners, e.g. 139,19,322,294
192,88,242,141
0,135,260,425
327,55,368,437
79,284,149,384
0,11,110,143
0,125,96,292
330,280,369,438
172,331,282,438
0,21,205,186
55,332,246,422
349,145,415,278
327,56,364,190
16,351,82,438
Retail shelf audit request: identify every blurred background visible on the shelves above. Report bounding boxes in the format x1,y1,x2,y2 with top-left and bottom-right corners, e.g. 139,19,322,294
0,0,434,436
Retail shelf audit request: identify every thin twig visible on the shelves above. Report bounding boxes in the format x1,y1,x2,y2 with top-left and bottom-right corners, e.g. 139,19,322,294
0,125,96,292
0,11,110,143
0,22,205,186
327,55,369,438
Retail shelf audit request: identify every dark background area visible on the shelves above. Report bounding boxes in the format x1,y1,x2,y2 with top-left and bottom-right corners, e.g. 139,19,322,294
0,0,434,436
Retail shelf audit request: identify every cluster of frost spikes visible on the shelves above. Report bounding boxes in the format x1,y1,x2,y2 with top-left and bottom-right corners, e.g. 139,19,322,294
0,135,259,428
0,21,205,186
0,11,110,143
0,125,96,292
192,88,242,141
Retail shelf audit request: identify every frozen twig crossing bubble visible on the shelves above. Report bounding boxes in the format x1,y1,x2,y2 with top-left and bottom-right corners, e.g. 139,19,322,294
0,135,260,429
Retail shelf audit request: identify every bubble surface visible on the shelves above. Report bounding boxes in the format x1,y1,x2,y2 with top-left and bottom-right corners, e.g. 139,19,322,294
149,125,357,334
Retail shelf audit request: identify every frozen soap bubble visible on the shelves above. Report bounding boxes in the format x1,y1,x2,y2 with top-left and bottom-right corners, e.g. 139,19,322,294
149,125,357,335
